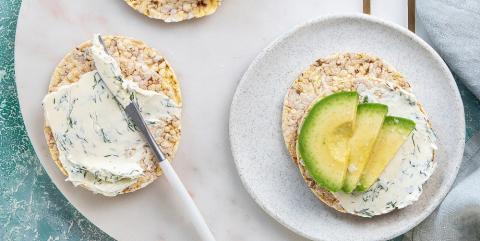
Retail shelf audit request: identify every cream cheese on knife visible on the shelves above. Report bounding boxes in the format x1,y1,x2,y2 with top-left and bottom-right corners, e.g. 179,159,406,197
43,36,181,196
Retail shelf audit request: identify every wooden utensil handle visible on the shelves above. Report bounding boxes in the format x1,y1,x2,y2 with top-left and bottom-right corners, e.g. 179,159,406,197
363,0,415,32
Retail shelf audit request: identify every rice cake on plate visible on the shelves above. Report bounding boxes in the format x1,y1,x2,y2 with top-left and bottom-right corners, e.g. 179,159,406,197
282,53,437,216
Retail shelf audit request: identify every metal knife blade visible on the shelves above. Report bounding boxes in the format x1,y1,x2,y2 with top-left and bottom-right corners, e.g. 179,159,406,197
91,34,167,162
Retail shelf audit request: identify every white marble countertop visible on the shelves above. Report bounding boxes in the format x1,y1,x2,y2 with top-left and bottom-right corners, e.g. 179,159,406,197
15,0,432,240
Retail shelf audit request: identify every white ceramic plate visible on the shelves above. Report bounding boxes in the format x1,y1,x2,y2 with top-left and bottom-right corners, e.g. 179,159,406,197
230,15,465,241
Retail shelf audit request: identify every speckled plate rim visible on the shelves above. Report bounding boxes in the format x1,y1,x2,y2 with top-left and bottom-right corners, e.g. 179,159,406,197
229,13,465,241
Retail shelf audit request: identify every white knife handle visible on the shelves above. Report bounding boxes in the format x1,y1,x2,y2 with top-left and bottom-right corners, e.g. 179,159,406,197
159,160,216,241
124,103,215,241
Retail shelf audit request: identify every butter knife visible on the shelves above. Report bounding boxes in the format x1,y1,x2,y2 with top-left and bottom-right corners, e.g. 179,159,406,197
92,34,215,241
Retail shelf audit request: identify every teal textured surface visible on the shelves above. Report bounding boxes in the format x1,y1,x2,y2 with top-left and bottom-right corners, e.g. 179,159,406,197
0,1,478,241
0,1,111,240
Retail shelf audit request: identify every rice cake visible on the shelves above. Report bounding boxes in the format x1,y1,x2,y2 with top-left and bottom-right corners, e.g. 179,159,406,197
44,35,181,196
124,0,221,22
282,53,436,216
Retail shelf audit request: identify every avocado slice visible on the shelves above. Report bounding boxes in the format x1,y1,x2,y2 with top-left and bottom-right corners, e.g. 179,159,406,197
298,92,359,192
357,116,416,192
342,103,388,193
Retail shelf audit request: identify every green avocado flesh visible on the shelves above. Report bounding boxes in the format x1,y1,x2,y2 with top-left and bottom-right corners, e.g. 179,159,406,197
342,103,388,193
357,116,416,192
298,92,359,192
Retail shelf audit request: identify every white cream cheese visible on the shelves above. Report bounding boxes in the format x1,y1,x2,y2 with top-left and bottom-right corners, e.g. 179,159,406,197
43,36,181,196
332,79,437,217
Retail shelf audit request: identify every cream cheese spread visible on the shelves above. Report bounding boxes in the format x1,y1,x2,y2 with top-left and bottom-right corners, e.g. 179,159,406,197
42,36,181,196
332,79,437,217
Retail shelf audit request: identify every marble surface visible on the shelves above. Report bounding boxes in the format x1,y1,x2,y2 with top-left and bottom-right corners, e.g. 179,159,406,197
1,1,479,241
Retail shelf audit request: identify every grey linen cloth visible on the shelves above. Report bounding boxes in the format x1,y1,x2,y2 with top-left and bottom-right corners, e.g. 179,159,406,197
402,1,480,240
416,0,480,99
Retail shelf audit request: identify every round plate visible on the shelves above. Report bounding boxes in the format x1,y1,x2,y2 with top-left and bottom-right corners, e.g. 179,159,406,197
230,15,465,241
